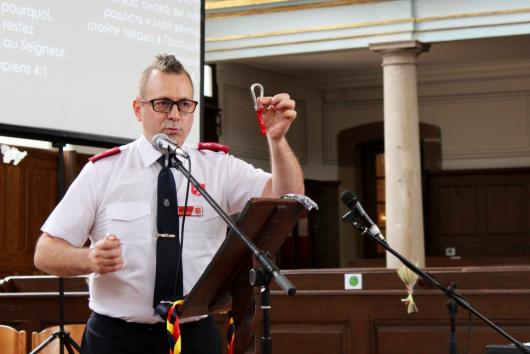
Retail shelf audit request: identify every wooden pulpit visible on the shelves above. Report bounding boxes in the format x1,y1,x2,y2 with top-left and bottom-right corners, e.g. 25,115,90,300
179,197,306,354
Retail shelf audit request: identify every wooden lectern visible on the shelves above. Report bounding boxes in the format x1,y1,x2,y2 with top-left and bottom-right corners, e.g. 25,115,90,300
179,197,306,354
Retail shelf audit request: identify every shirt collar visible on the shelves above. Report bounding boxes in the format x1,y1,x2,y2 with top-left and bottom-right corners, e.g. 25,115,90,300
137,134,162,168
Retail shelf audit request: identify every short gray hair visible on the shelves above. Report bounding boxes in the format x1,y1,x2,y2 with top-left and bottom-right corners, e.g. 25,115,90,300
138,54,193,97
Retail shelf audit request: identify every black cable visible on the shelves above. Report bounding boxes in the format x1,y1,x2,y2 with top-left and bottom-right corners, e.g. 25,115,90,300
171,153,191,298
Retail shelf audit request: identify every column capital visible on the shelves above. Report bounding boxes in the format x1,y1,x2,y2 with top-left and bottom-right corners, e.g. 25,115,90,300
369,40,430,66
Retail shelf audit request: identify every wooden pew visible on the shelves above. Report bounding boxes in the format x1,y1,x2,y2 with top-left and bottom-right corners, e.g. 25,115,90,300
269,266,530,354
0,275,88,292
0,275,90,353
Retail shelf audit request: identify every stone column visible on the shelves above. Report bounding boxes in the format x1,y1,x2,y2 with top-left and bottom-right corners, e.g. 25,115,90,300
370,41,430,269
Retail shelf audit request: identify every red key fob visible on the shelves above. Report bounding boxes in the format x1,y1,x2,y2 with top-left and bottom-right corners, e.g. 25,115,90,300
251,83,266,136
256,105,266,136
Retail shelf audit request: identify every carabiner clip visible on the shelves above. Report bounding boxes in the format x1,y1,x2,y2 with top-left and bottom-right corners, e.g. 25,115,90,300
250,83,264,111
250,83,267,136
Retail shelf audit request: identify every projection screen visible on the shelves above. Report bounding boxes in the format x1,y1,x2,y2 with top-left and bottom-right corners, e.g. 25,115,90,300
0,0,202,145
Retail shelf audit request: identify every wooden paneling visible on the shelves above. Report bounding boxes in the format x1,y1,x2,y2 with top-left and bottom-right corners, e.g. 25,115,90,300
271,323,350,354
0,146,92,277
0,147,57,276
427,169,530,257
374,320,530,354
268,268,530,354
0,163,26,250
485,183,527,235
437,185,479,236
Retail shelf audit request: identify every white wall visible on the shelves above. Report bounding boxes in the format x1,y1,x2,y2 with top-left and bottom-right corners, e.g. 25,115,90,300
320,59,530,171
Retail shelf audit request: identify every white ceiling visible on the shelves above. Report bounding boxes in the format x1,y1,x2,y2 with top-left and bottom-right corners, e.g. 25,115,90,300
228,35,530,78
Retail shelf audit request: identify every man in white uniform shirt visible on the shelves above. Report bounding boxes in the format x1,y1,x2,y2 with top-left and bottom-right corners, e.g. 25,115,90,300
34,54,304,354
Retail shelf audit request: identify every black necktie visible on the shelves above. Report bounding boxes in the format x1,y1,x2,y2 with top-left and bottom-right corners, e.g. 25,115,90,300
153,154,183,309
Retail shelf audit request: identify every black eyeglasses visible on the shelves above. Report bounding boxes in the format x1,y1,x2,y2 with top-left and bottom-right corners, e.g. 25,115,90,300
139,98,198,114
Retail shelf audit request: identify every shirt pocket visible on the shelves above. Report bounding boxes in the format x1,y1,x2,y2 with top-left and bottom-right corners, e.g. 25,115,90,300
184,206,223,235
182,209,224,272
105,201,152,242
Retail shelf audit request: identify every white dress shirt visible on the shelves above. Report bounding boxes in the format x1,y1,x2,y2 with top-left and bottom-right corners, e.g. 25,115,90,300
42,135,270,323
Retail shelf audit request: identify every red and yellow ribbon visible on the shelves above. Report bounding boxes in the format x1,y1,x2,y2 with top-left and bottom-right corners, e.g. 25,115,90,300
166,299,184,354
162,301,236,354
227,315,235,354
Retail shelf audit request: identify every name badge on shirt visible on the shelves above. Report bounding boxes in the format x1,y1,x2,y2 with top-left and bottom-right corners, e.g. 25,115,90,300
178,206,203,217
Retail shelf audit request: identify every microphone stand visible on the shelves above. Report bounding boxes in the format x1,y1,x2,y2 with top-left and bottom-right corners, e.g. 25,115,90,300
447,283,459,354
168,154,296,354
342,211,530,354
30,142,81,354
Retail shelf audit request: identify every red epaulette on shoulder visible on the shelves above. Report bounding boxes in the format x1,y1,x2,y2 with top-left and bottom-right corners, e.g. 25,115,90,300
198,142,229,154
89,147,121,163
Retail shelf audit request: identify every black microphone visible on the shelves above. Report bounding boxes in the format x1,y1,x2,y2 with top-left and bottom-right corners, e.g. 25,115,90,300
151,133,189,159
340,190,385,240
